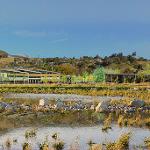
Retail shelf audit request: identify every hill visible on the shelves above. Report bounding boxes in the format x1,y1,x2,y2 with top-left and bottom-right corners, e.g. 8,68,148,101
0,50,8,58
0,50,150,75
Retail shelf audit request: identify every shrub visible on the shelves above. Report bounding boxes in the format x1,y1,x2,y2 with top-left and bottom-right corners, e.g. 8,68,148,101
52,141,64,150
23,142,31,150
115,133,131,150
105,133,131,150
39,142,49,150
25,129,37,139
106,142,115,150
144,137,150,149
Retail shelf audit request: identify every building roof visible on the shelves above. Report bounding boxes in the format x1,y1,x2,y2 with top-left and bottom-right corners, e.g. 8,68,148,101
0,68,61,75
35,69,60,74
0,69,27,74
17,69,42,74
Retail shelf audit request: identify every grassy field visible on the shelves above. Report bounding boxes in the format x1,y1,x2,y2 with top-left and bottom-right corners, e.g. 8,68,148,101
0,83,149,131
0,108,149,133
0,57,14,68
0,83,149,150
0,83,150,103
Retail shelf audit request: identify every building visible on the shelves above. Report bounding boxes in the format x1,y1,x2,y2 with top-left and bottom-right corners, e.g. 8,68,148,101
0,69,61,84
105,73,150,83
0,69,150,84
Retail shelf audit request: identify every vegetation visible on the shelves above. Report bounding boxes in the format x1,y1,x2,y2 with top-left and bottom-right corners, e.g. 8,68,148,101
0,106,149,134
1,131,148,150
103,108,150,128
52,141,64,150
0,83,150,103
0,50,8,58
144,137,150,149
105,133,131,150
0,50,150,76
0,50,149,149
0,110,100,132
23,142,31,150
93,67,105,82
25,129,37,139
0,83,149,132
39,142,49,150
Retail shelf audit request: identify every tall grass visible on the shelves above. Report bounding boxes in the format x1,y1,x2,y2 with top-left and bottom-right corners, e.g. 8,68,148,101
0,83,150,102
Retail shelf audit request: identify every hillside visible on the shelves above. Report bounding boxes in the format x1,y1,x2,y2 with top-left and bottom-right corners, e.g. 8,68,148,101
0,50,8,58
0,50,150,75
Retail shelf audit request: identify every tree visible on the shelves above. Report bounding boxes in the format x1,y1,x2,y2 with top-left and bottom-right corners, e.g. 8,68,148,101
93,67,105,82
82,72,89,82
57,64,77,75
131,52,136,57
127,55,136,63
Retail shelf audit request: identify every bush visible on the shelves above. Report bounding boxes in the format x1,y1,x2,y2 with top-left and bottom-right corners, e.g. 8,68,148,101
115,133,131,150
53,141,64,150
105,133,131,150
39,142,49,150
144,137,150,149
23,142,31,150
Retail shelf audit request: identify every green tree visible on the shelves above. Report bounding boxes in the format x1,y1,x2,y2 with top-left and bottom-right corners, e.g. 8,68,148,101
60,75,67,83
93,67,105,82
82,72,89,82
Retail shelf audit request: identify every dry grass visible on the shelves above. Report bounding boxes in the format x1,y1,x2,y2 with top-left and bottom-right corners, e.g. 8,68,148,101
0,118,15,132
0,57,14,68
0,83,150,103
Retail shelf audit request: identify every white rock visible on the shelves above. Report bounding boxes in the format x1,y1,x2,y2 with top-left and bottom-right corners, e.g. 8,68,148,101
90,105,95,110
95,100,110,112
39,99,45,106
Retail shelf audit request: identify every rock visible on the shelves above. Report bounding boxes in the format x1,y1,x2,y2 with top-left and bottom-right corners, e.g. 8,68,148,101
0,102,7,109
56,99,64,109
130,100,145,108
95,100,110,112
133,87,139,90
39,99,45,106
5,104,13,110
39,99,48,106
90,105,95,110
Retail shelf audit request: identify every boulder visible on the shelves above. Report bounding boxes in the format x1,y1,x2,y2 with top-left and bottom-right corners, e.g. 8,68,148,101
39,99,48,106
0,102,7,109
56,99,64,109
95,100,110,112
130,100,145,107
90,105,95,110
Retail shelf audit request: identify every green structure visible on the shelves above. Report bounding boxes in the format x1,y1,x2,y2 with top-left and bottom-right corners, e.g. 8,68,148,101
0,69,61,84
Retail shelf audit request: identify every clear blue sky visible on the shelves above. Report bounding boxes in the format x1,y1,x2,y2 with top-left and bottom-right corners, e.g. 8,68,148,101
0,0,150,58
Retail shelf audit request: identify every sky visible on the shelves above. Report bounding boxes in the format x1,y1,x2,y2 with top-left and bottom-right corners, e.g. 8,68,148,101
0,0,150,58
